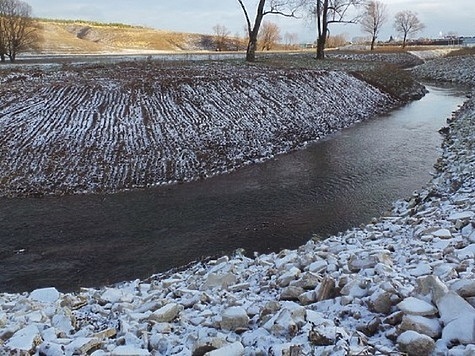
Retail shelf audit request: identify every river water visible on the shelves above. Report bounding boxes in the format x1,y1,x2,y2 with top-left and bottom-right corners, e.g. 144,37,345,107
0,84,467,293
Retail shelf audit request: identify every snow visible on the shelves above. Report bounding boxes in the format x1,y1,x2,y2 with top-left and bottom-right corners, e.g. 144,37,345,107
397,297,438,316
0,62,398,197
0,53,474,354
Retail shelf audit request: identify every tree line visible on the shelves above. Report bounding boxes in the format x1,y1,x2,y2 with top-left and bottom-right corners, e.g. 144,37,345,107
0,0,426,64
234,0,425,62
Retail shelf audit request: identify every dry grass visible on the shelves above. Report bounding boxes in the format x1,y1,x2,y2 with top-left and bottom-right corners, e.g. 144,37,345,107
253,53,427,101
35,20,215,54
445,47,475,57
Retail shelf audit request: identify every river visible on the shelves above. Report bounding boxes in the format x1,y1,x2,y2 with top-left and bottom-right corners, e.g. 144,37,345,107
0,84,467,293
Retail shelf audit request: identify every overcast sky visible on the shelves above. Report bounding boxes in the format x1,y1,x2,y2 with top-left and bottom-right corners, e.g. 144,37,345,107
28,1,474,43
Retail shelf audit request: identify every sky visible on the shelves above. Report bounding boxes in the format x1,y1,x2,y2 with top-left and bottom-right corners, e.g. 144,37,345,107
28,0,474,43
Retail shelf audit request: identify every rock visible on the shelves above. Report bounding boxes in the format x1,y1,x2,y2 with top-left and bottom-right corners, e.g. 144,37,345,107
149,303,183,323
308,260,327,273
277,267,301,287
340,279,369,298
397,297,437,316
348,254,378,272
193,337,228,356
298,291,316,305
52,313,74,334
368,290,393,314
455,244,475,259
315,277,336,302
408,262,432,277
263,304,306,337
432,228,452,239
384,311,404,326
202,272,237,290
397,330,435,356
441,314,475,345
414,275,449,303
101,288,125,303
111,345,150,355
204,342,244,356
220,307,249,331
400,315,442,338
37,342,65,356
468,230,475,243
448,211,474,222
356,317,381,336
30,287,60,304
280,286,305,301
65,337,101,355
308,327,334,346
260,301,281,321
450,279,475,297
5,325,41,352
436,291,475,325
289,272,320,289
93,328,117,340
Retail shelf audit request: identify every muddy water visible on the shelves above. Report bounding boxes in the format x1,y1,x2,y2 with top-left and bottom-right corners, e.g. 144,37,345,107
0,85,467,292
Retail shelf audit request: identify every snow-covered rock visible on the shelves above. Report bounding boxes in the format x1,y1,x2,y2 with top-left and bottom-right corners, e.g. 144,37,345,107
397,330,435,356
149,303,183,323
29,287,60,304
220,307,249,331
441,314,475,345
5,325,41,352
397,297,438,316
436,292,475,325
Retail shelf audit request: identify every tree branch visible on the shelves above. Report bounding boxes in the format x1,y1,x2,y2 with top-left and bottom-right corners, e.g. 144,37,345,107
236,0,252,36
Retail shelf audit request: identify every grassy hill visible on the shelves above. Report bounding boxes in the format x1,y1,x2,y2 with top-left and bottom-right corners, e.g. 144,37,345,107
34,19,219,54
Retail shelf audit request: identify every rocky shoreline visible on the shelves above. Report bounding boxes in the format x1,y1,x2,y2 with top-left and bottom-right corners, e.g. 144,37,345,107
1,54,475,355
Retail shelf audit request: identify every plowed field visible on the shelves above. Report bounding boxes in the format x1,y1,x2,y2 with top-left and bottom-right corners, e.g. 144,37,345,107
0,62,398,197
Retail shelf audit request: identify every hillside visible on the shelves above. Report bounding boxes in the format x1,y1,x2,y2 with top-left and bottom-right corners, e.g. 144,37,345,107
35,19,218,54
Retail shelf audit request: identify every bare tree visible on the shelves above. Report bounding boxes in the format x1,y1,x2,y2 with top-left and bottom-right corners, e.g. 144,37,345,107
236,0,305,62
212,24,231,51
283,31,299,49
360,0,387,50
393,10,424,48
259,21,281,50
307,0,364,60
0,0,38,62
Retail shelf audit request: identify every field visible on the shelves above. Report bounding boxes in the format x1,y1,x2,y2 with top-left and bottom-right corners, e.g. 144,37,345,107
0,59,401,197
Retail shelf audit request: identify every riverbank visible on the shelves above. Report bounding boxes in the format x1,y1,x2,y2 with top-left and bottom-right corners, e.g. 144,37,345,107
0,60,405,198
1,54,475,355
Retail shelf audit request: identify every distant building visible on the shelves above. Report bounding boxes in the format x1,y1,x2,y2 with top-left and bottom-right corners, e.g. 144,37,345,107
462,37,475,47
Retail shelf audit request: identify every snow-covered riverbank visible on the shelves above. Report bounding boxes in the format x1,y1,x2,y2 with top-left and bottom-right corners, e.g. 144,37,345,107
1,55,475,355
0,63,398,198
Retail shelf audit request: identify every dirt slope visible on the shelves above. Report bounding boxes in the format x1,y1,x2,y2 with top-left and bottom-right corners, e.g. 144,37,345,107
35,20,216,54
0,62,398,197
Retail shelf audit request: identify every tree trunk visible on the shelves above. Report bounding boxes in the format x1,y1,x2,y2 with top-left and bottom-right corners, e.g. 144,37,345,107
402,33,407,48
316,37,325,59
370,36,376,50
246,37,257,62
243,0,265,62
315,0,329,60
